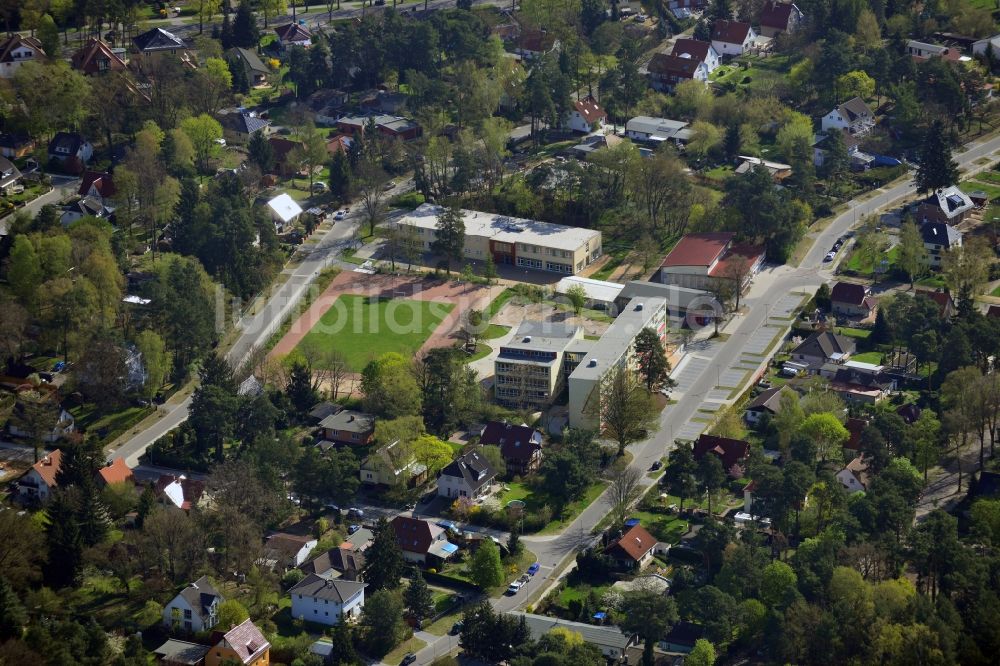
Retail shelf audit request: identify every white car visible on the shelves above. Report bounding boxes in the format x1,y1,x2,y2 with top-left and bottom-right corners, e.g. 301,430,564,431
823,251,836,262
334,211,345,221
506,581,523,595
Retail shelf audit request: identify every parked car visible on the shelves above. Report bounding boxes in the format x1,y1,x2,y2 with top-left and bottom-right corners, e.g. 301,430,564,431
650,460,663,471
383,180,396,190
449,621,464,635
347,507,364,519
400,653,416,665
518,573,530,585
324,502,340,513
528,562,540,575
334,211,345,220
824,252,836,262
348,524,361,535
506,581,523,595
312,182,327,192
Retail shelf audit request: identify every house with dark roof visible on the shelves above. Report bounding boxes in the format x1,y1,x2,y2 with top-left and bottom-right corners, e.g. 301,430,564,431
219,110,272,145
299,546,365,581
0,156,21,195
513,29,559,60
480,421,544,477
744,385,796,426
289,573,365,626
60,195,113,226
693,434,750,476
275,22,313,51
0,35,45,78
758,1,804,37
897,403,921,424
659,620,705,653
821,97,875,136
335,114,423,141
647,52,710,91
226,47,269,86
152,639,210,665
437,450,496,500
830,366,895,404
0,132,34,159
830,281,877,318
605,524,658,569
265,533,318,569
916,289,957,319
71,38,126,75
563,96,606,133
658,232,765,292
919,220,963,267
790,330,855,367
267,136,306,176
319,409,375,445
510,612,637,660
48,132,93,175
308,401,341,424
131,27,193,71
78,171,117,206
672,38,720,72
917,186,974,227
391,516,458,565
711,20,757,56
163,576,223,633
206,618,270,666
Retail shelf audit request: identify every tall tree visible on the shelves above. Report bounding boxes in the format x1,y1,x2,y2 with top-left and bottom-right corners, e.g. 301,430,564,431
915,120,958,193
403,568,434,621
362,517,404,592
468,539,504,589
44,490,84,588
634,328,673,392
697,453,726,516
897,220,928,286
329,148,353,201
248,130,275,173
431,205,466,276
619,590,678,666
588,366,658,456
664,443,698,511
608,465,643,527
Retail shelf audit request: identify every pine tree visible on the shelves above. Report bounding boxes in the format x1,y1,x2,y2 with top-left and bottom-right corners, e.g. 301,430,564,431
227,53,250,94
0,578,26,641
286,360,317,415
232,1,260,48
248,130,275,173
915,120,958,193
136,484,156,529
362,517,404,592
403,568,434,621
634,327,672,392
329,149,353,202
329,622,359,666
431,205,466,276
45,491,84,588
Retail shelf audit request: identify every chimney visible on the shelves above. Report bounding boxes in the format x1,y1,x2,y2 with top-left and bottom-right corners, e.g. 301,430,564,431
348,414,354,422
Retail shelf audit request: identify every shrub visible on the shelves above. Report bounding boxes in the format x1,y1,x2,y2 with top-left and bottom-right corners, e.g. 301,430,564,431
390,192,425,209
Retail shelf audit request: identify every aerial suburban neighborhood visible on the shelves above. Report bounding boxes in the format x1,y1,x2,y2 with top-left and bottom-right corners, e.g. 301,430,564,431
4,1,1000,665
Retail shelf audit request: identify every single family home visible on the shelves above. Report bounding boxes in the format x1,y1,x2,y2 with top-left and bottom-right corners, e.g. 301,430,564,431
299,546,365,581
605,524,658,570
275,22,313,51
319,410,375,445
71,38,127,75
480,421,544,478
693,434,750,477
758,1,804,38
265,533,318,569
646,53,709,91
906,40,962,61
359,440,427,487
563,96,606,133
205,619,270,666
266,192,303,231
0,34,45,78
162,576,223,634
16,449,63,502
789,330,855,367
830,281,877,318
289,573,365,626
96,457,134,487
624,116,692,144
711,20,757,57
916,186,974,226
219,110,272,145
131,27,193,71
744,385,796,426
820,97,875,136
509,612,637,660
60,196,113,226
227,47,270,86
390,516,458,566
837,456,870,493
920,221,963,268
672,38,720,72
155,474,208,512
513,29,559,60
0,156,22,195
437,450,497,500
48,132,93,174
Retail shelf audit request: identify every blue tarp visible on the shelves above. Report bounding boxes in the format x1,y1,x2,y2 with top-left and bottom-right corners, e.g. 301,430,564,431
593,612,607,620
436,521,457,530
440,541,459,554
624,518,641,527
871,155,902,168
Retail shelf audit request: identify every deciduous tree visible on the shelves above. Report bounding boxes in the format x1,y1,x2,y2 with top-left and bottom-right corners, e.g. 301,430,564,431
588,366,658,456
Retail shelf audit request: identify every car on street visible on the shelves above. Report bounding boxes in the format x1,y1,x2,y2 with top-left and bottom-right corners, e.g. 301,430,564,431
824,252,836,262
348,524,361,535
506,581,523,595
334,211,345,220
449,621,464,635
650,460,663,471
383,181,396,190
401,653,417,665
324,502,339,513
347,507,364,519
312,182,327,193
528,562,540,575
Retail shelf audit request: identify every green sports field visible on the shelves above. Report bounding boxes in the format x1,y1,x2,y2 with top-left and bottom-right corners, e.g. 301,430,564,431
296,294,454,371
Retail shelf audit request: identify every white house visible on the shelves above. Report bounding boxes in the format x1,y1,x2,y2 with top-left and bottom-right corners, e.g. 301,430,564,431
437,450,496,500
837,457,870,494
289,573,365,626
563,96,606,133
360,440,427,487
265,533,318,569
162,576,223,634
820,97,875,136
0,35,45,79
9,408,75,444
711,20,757,57
671,38,720,72
16,449,62,501
267,192,303,231
274,22,313,51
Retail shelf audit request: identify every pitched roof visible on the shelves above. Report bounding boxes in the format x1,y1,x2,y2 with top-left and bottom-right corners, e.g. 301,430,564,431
178,575,223,623
275,22,313,43
0,132,33,150
222,110,270,135
830,281,869,306
916,289,955,316
0,34,44,63
694,434,750,471
573,96,605,124
78,171,116,198
844,417,868,450
308,401,341,422
153,640,210,665
712,19,753,44
517,29,557,53
707,242,765,277
792,330,855,360
759,1,800,30
97,457,133,486
923,187,974,221
71,38,126,72
266,532,315,558
661,232,734,268
841,456,871,489
48,132,86,156
266,192,303,224
746,385,793,413
28,449,62,489
439,450,496,490
268,136,305,164
606,524,657,562
299,546,365,576
133,27,185,52
480,421,543,463
391,516,443,555
230,47,268,74
289,572,365,602
509,612,636,650
214,619,270,664
835,96,874,123
318,409,375,434
896,403,921,424
647,53,703,78
671,38,714,62
155,474,206,510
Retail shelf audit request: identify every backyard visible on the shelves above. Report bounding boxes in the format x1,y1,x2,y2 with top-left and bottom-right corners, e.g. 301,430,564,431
295,294,454,371
498,481,608,535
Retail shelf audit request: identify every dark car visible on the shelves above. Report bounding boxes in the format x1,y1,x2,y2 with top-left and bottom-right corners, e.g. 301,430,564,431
650,460,663,471
347,507,364,520
401,653,417,665
449,621,464,635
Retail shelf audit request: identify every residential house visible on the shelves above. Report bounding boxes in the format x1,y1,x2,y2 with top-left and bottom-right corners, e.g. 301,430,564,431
973,34,1000,58
326,133,353,156
920,221,963,268
359,440,427,487
289,573,365,626
60,196,113,226
509,612,636,661
837,456,870,493
299,546,365,581
359,90,409,115
265,533,318,569
917,289,957,319
672,38,720,72
734,155,792,181
813,128,861,168
227,47,269,86
437,450,497,500
310,89,350,126
319,410,375,445
220,109,272,145
820,97,875,136
513,29,559,60
624,116,692,145
0,133,34,159
0,35,45,78
605,524,657,569
916,186,974,226
205,618,270,666
711,20,757,57
744,385,796,426
830,281,877,318
78,171,117,207
267,137,306,177
657,232,765,292
97,457,133,487
266,192,303,231
308,401,341,424
659,621,705,654
667,0,707,18
156,474,208,511
163,576,223,633
16,449,63,502
71,38,127,74
646,53,710,91
693,434,750,476
391,516,458,566
789,330,855,367
494,321,586,409
829,364,895,404
275,22,313,51
131,27,193,71
758,1,804,38
47,132,93,174
9,404,75,443
563,96,606,133
153,639,211,666
0,156,21,195
335,114,422,141
480,421,544,477
906,40,962,61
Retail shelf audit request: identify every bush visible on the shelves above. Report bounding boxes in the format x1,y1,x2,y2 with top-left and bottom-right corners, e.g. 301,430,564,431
390,192,425,209
282,569,306,587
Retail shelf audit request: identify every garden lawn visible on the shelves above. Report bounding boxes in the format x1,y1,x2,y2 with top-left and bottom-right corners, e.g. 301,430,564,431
498,482,608,535
836,327,872,340
462,343,492,363
484,289,515,320
482,324,511,339
852,351,883,364
961,179,1000,200
296,294,454,371
845,245,900,274
383,636,426,665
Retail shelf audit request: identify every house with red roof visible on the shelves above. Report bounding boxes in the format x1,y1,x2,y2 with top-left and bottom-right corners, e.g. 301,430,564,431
78,171,117,207
97,457,134,487
480,421,544,477
513,29,559,61
916,289,956,319
16,449,63,502
711,20,757,57
830,281,877,319
71,38,127,75
155,474,208,512
758,2,804,38
647,53,710,91
658,232,765,292
605,524,658,569
563,96,606,133
206,618,270,666
390,516,458,566
693,434,750,476
275,22,312,51
672,38,720,73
